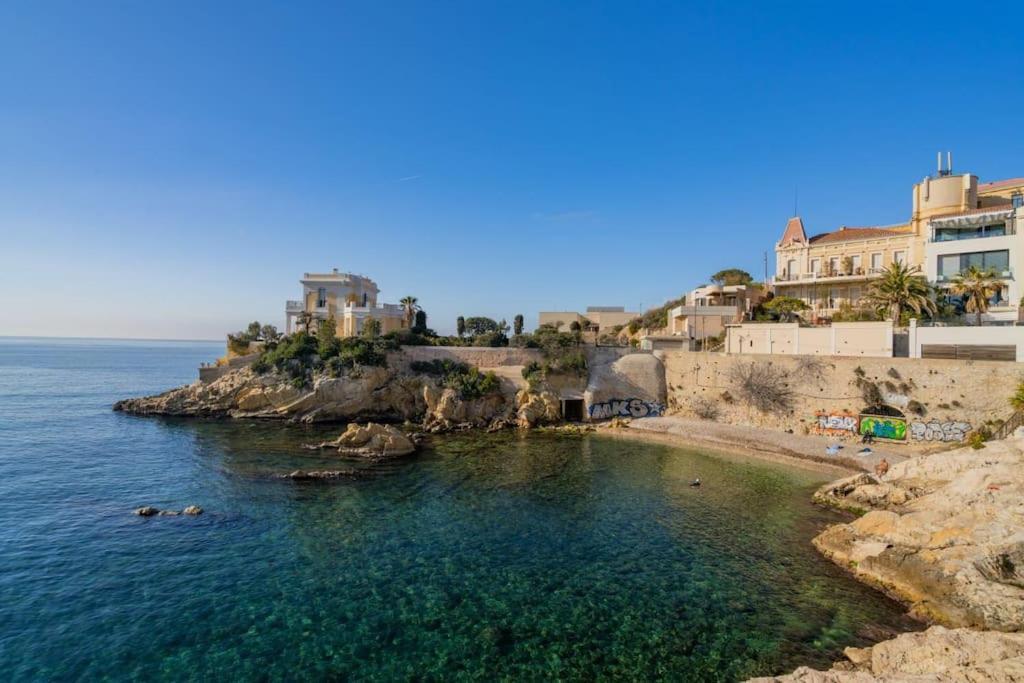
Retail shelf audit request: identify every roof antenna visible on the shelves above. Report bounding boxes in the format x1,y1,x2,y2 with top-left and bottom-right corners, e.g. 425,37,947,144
793,186,798,217
947,151,952,174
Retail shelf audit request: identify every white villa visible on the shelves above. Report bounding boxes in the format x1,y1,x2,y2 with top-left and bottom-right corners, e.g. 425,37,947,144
284,269,407,337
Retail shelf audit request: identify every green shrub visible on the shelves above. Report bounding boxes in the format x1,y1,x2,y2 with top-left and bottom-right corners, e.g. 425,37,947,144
444,367,500,400
409,359,501,400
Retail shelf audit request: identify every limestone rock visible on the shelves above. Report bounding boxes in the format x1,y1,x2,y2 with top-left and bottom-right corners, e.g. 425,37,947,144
309,422,417,458
748,626,1024,682
515,389,561,428
134,506,159,517
810,434,1024,631
182,505,203,515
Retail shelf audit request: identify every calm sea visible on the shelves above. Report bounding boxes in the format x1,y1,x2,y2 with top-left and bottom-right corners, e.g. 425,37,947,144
0,338,914,681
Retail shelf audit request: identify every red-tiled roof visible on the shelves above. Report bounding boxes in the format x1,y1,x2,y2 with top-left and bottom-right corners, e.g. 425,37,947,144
807,226,909,245
779,216,807,245
978,177,1024,192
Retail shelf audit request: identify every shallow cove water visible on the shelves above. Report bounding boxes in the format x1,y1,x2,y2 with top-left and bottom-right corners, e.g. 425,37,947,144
0,338,915,681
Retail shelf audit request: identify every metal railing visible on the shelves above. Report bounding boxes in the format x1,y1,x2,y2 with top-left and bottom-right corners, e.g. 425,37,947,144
992,410,1024,440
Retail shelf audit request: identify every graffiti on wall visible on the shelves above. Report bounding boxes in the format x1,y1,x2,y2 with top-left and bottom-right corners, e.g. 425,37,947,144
910,421,972,442
859,415,907,441
589,398,665,420
814,412,858,434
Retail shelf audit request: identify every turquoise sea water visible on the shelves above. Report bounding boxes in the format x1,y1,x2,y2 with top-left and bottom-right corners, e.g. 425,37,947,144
0,338,915,681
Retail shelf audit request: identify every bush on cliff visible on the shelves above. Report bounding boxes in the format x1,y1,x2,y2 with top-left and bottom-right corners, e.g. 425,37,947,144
252,332,396,380
409,359,501,399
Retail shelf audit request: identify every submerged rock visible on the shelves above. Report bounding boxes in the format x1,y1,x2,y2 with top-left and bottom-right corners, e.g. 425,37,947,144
279,469,363,481
134,505,203,516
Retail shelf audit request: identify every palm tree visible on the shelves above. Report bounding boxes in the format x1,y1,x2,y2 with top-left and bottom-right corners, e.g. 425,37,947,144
865,262,935,323
950,265,999,326
399,296,419,328
297,311,314,334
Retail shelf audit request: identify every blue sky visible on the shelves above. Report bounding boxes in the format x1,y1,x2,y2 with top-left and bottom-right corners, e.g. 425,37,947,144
1,1,1022,339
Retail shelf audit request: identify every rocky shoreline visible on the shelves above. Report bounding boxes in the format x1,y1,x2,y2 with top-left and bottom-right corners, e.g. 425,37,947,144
751,432,1024,681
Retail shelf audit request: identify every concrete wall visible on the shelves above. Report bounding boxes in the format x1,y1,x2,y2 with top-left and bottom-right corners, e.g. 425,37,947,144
662,351,1023,448
725,322,894,357
910,323,1024,361
200,352,260,383
395,346,543,368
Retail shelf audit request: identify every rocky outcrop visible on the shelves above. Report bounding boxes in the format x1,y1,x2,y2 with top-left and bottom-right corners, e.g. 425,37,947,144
307,423,417,458
809,436,1024,631
515,388,561,428
749,625,1024,682
115,365,520,430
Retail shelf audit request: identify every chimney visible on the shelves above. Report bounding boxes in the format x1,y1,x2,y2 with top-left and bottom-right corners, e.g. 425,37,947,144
947,151,952,174
937,151,942,174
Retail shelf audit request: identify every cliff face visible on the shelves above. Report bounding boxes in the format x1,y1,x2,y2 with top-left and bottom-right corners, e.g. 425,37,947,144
113,364,561,430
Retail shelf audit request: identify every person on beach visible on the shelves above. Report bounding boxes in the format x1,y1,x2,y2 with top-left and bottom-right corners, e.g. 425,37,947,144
875,458,889,478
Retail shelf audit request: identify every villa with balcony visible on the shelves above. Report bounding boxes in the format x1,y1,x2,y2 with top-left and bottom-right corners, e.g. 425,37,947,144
773,217,914,321
772,158,1024,323
284,269,407,337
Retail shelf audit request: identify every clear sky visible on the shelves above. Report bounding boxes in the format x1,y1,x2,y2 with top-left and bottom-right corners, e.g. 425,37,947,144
2,1,1022,339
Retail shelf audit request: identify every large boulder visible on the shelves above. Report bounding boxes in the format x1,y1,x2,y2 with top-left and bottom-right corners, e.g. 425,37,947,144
308,422,417,458
515,389,561,428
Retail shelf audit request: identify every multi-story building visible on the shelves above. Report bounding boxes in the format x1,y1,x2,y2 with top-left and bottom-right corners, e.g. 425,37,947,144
668,283,765,340
538,306,638,334
774,156,1024,322
284,269,407,336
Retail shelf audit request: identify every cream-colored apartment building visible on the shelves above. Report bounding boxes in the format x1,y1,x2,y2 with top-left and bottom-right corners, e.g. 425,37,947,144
284,269,407,337
774,156,1024,322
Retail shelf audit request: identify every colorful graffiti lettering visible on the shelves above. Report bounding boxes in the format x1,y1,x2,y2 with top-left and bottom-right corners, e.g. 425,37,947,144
815,413,858,433
910,421,971,442
859,415,907,441
588,398,665,420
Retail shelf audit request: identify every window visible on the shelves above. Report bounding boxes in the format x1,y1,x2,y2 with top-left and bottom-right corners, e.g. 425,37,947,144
870,253,882,271
849,286,862,303
893,251,906,265
829,257,840,274
851,255,862,272
810,258,820,274
937,250,1010,278
786,259,797,279
317,288,327,308
934,222,1007,242
1013,193,1023,209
